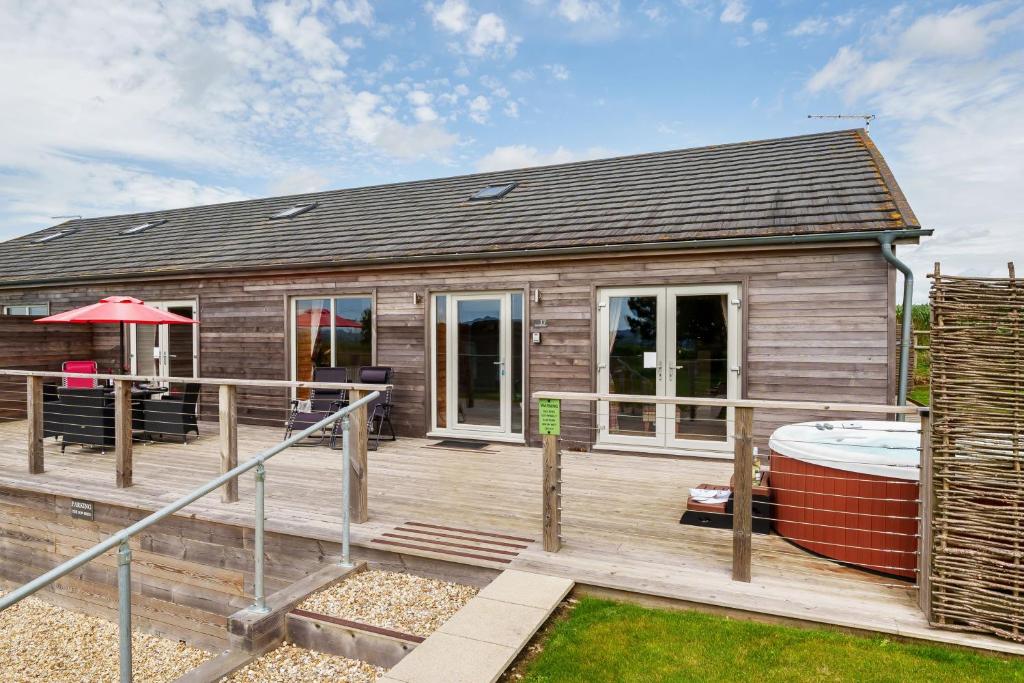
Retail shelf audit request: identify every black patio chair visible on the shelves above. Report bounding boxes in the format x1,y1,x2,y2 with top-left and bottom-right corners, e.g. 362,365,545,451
358,366,395,451
142,383,201,443
284,367,348,447
55,388,115,452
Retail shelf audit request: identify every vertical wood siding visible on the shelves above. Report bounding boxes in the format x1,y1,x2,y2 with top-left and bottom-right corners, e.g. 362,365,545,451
0,245,893,449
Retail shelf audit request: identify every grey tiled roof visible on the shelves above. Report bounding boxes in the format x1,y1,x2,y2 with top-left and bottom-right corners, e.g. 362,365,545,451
0,129,918,286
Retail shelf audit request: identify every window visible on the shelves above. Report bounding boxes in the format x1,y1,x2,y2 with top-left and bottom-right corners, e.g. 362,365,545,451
3,304,49,316
36,230,71,243
121,219,166,235
270,203,317,220
292,296,373,395
469,183,516,201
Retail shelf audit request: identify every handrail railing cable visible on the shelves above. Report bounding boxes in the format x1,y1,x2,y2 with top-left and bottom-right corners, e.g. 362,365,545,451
0,390,378,682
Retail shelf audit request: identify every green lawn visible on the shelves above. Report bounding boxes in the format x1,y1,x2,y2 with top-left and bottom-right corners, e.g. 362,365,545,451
909,385,931,406
518,598,1024,683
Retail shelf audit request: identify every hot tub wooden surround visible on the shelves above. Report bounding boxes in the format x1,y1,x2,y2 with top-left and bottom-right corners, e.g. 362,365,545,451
0,419,1021,656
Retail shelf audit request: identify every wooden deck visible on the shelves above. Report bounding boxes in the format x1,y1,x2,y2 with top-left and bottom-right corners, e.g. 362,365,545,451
0,419,1021,655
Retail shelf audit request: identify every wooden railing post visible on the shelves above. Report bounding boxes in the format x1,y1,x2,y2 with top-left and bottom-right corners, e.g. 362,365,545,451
918,407,933,619
114,379,132,488
26,376,44,474
732,406,754,582
539,397,562,552
219,384,239,503
542,433,562,552
348,389,368,524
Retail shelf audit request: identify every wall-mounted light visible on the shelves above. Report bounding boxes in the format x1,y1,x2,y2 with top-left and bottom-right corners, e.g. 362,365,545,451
412,292,422,305
532,288,541,304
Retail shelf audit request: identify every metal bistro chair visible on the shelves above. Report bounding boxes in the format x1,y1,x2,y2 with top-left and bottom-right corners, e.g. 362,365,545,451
284,367,349,447
358,366,396,451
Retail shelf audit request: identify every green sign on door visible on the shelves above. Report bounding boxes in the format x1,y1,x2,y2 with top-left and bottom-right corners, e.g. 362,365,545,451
538,398,561,436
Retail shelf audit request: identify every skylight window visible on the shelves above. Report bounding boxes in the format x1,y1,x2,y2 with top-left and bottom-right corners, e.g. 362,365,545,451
270,202,317,220
121,219,166,235
469,183,517,201
36,230,71,243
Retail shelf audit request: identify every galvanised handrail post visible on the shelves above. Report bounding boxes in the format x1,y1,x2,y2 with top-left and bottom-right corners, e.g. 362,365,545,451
117,539,132,683
252,462,268,613
341,414,352,567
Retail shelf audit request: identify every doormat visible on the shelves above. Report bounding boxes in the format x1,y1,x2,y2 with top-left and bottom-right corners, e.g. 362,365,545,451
428,439,492,451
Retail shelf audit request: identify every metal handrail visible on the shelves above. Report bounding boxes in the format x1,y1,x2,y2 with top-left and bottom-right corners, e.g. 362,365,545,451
0,368,391,392
0,390,379,682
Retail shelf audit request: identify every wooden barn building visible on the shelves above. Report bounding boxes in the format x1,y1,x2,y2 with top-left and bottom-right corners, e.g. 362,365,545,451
0,129,928,454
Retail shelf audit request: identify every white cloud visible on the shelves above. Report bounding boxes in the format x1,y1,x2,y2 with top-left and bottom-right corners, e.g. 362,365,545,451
791,17,828,36
467,13,517,57
0,0,464,239
751,18,768,34
803,2,1024,295
335,0,374,26
557,0,619,23
408,90,433,106
427,0,470,33
425,1,519,57
345,91,458,157
719,0,747,24
476,144,612,172
503,101,520,118
545,64,571,80
468,95,491,123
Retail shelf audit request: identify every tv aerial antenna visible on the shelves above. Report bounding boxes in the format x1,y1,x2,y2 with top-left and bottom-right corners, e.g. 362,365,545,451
807,114,876,130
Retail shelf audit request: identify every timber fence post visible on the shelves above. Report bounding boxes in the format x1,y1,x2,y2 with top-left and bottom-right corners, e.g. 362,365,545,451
732,406,754,582
27,375,44,474
220,384,239,503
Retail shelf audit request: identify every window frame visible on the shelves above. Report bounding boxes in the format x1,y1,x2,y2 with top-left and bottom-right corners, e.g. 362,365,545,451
289,293,377,390
2,303,50,316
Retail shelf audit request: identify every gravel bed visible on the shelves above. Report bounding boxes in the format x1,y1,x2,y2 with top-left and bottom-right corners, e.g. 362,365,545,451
221,642,382,683
296,570,478,637
0,592,211,682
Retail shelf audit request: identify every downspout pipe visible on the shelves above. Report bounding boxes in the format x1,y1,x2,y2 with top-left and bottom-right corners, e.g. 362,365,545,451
878,234,913,409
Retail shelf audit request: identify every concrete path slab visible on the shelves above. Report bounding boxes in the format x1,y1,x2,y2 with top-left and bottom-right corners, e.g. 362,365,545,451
383,570,574,683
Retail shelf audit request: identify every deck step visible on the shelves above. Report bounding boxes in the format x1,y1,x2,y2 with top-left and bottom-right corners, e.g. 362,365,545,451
380,570,573,683
370,521,535,566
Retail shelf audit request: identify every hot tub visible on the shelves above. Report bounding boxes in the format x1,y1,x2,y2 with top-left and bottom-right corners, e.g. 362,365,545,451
768,420,920,579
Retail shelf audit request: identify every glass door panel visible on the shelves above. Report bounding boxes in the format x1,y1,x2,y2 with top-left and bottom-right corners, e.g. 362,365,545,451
598,285,739,452
135,324,159,375
607,295,659,439
456,298,503,428
166,305,197,378
670,294,729,443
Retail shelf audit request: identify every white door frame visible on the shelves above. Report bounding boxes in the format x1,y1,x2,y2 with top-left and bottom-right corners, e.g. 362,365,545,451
596,284,741,453
430,291,522,440
129,300,199,378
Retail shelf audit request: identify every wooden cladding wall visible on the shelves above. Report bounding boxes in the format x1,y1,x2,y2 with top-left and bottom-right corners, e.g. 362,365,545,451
0,315,95,370
0,244,894,448
0,487,339,651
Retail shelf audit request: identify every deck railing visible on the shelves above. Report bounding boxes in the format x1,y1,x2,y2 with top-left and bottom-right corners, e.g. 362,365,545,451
531,391,929,607
0,391,378,683
0,369,391,522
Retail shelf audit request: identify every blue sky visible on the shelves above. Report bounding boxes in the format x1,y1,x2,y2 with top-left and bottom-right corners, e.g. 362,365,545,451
1,0,1022,296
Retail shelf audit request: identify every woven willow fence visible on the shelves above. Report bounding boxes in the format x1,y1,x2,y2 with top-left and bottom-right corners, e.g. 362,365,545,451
929,262,1024,641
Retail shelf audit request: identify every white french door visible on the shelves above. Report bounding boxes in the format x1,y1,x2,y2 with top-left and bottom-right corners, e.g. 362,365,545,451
596,284,740,452
431,292,524,440
129,300,199,379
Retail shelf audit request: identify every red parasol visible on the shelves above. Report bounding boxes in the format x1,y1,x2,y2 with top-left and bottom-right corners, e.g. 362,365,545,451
35,296,198,373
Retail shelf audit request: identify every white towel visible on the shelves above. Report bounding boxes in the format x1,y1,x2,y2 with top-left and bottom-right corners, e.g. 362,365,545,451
689,488,731,504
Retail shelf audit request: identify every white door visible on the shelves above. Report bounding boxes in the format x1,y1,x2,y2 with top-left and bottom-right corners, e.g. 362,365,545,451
597,285,740,452
130,300,198,378
431,292,524,439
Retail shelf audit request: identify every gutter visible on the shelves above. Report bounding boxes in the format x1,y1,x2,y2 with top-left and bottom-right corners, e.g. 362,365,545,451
877,234,918,411
0,228,934,290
